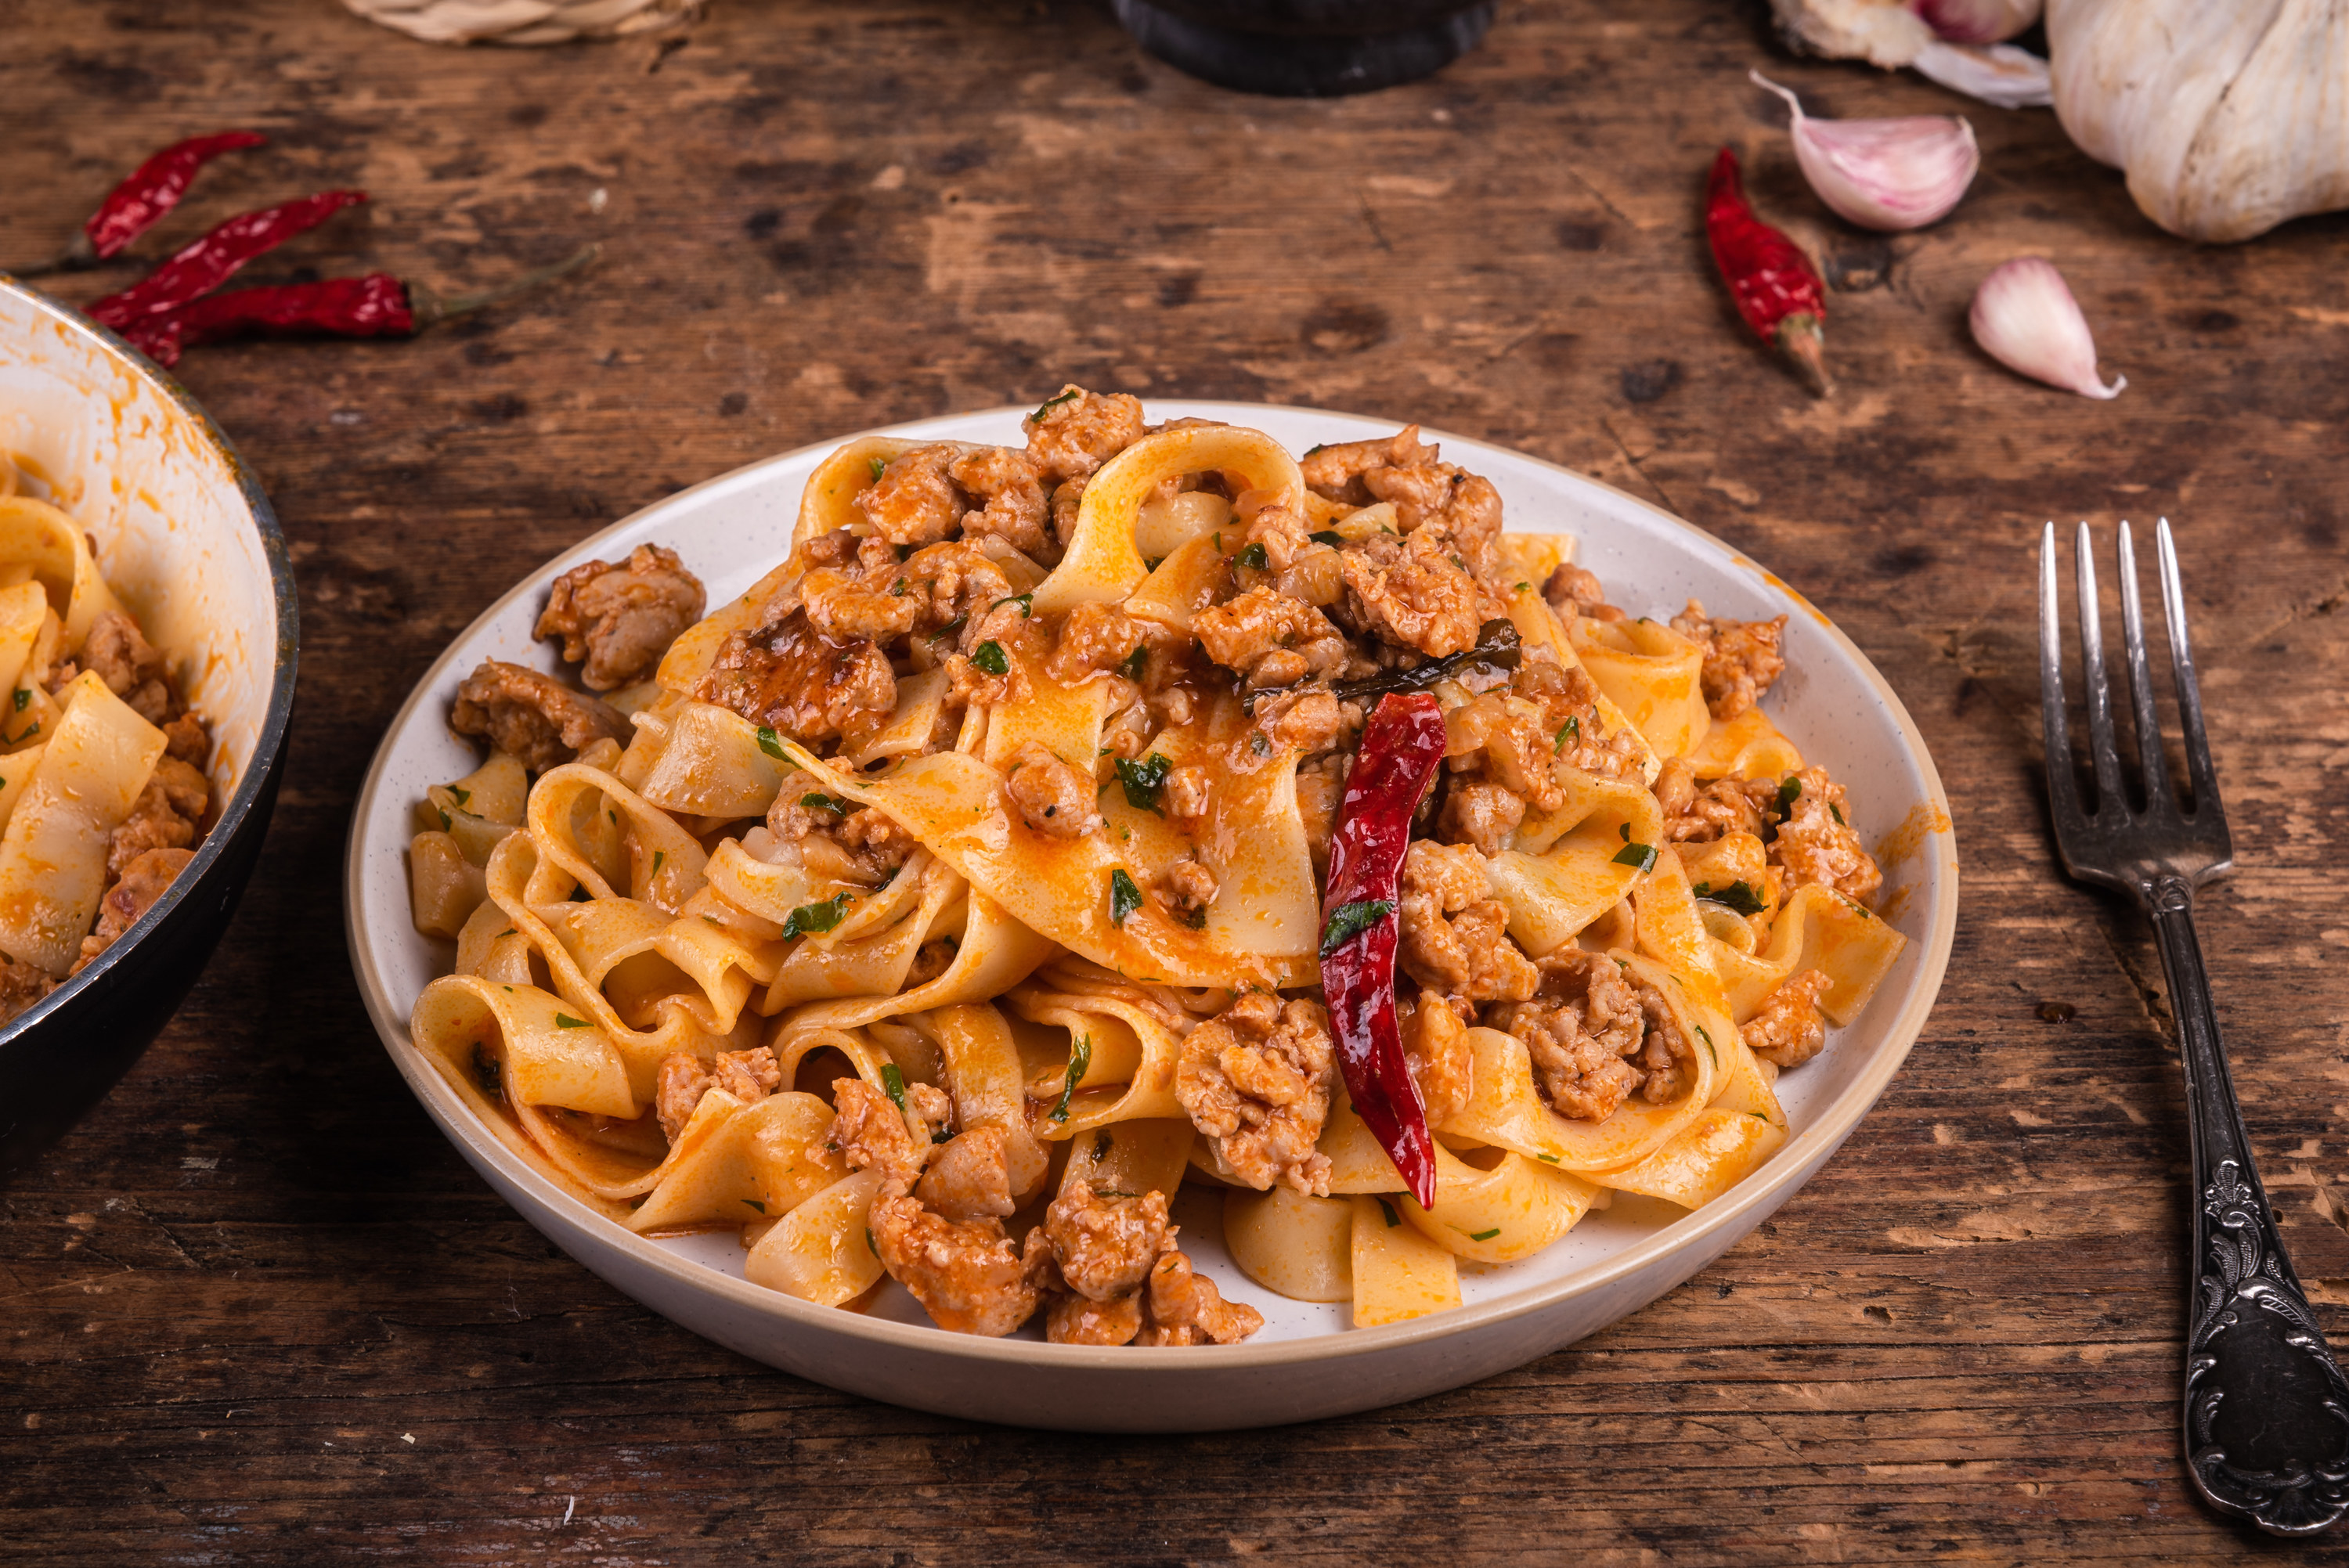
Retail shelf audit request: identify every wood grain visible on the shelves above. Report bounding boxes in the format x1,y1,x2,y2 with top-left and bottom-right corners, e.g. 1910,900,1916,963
6,1,2349,1560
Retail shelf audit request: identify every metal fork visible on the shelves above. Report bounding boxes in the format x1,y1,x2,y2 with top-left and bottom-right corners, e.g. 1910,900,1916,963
2040,519,2349,1536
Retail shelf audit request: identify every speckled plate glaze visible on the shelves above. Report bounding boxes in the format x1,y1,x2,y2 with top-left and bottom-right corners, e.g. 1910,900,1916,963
346,402,1958,1432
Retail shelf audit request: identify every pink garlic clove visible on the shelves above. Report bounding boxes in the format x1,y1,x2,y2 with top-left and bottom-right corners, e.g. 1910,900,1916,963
1968,257,2125,399
1750,72,1979,232
1912,0,2041,45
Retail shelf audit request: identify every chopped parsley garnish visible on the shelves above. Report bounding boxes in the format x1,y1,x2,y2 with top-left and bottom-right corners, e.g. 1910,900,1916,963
782,892,853,939
450,787,471,808
18,722,34,737
1113,752,1173,812
1830,802,1846,825
1304,443,1327,456
1120,644,1149,682
1692,880,1767,916
802,792,851,816
1468,1227,1501,1242
1777,775,1802,814
881,1062,908,1117
1030,387,1081,421
12,689,26,712
1319,899,1393,955
865,1227,878,1256
1619,822,1629,841
1554,715,1579,752
756,725,786,760
743,1198,767,1214
437,808,452,831
1108,869,1143,927
990,592,1034,618
1236,541,1268,570
1536,1152,1561,1164
1308,529,1344,546
1247,731,1271,756
554,1013,590,1029
929,613,967,643
971,640,1009,676
889,577,907,597
867,456,887,482
1694,1024,1717,1065
651,849,666,878
1051,1034,1092,1122
471,1043,501,1098
1376,1198,1401,1228
1611,841,1659,874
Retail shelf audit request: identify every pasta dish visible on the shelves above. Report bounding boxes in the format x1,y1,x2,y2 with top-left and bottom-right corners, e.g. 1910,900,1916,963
408,391,1906,1345
0,453,214,1022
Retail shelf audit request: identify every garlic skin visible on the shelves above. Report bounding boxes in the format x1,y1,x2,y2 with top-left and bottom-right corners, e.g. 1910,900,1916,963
1751,72,1980,232
2050,0,2349,243
1968,258,2125,399
1912,0,2040,44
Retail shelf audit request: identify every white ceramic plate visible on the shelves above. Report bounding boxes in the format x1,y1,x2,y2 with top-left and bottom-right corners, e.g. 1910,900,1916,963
345,402,1958,1432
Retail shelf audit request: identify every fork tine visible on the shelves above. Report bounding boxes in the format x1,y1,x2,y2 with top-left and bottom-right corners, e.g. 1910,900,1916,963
2074,521,2126,811
2157,518,2225,823
2116,521,2173,813
2038,523,2084,830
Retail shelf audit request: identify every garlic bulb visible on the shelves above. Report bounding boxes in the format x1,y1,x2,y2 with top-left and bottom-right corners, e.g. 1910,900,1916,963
1912,0,2040,44
2049,0,2349,243
1770,0,2052,108
1969,258,2124,399
1752,72,1979,231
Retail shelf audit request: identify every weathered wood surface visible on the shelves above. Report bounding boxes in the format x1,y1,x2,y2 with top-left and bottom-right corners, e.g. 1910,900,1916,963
7,1,2349,1561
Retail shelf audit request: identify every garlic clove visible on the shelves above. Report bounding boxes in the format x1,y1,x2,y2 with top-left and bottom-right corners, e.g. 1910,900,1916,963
1911,0,2040,45
1968,258,2125,399
1750,71,1979,232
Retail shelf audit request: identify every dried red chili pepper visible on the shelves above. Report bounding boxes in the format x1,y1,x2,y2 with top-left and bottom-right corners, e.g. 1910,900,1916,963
1319,690,1445,1209
119,245,601,369
21,131,268,276
85,189,368,331
1705,146,1833,398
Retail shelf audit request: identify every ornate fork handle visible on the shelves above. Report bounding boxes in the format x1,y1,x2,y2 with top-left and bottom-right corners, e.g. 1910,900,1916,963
2148,871,2349,1534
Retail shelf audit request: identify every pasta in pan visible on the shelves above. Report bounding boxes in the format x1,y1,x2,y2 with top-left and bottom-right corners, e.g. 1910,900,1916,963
408,391,1906,1344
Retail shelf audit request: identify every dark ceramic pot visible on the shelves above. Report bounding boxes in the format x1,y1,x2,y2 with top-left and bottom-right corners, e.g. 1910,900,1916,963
0,278,298,1175
1110,0,1499,96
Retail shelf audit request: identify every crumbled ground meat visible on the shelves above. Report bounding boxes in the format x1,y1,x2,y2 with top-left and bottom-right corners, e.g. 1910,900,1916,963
1655,757,1773,843
1542,562,1624,622
801,534,923,642
536,543,705,690
906,938,958,988
698,610,897,750
914,1126,1016,1222
1043,1183,1173,1301
1046,600,1164,686
1166,763,1212,822
1510,658,1640,783
1135,1249,1263,1346
891,539,1015,640
652,1047,784,1141
870,1194,1041,1336
1671,599,1788,721
1492,950,1693,1116
1023,385,1147,483
949,447,1052,557
1398,841,1537,1006
81,609,175,723
1401,992,1475,1127
1438,689,1570,856
1293,752,1347,878
1047,1289,1146,1346
1246,687,1353,759
1193,585,1347,690
1772,766,1882,905
71,845,193,975
1153,856,1218,926
1175,991,1337,1195
855,445,969,547
1436,780,1524,860
1746,969,1832,1069
1369,467,1503,576
106,755,207,878
1243,506,1344,608
1339,528,1484,658
0,953,59,1023
828,1076,927,1193
765,797,919,884
1003,741,1101,839
1049,476,1088,554
1300,426,1442,506
453,660,629,773
160,711,208,763
904,1080,955,1142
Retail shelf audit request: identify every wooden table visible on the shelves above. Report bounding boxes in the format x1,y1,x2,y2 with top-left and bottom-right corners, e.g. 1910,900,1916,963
9,2,2349,1561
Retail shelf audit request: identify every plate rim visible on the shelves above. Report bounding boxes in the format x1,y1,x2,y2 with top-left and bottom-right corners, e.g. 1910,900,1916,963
343,398,1959,1372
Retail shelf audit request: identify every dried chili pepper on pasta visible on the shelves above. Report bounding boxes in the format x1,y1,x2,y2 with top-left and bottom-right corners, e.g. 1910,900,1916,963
1318,690,1445,1209
85,189,370,331
1705,147,1833,397
119,245,600,368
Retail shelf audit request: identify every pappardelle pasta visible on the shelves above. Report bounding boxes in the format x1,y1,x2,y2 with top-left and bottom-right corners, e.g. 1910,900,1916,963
409,391,1906,1345
0,453,215,1023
